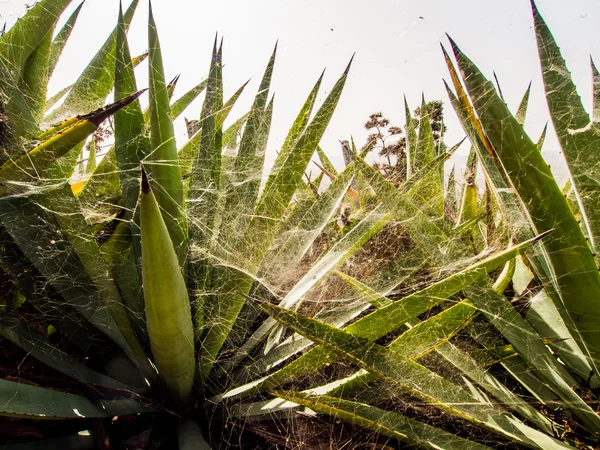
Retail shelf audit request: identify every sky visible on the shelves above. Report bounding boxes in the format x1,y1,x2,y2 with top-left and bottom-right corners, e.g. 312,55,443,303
2,0,599,182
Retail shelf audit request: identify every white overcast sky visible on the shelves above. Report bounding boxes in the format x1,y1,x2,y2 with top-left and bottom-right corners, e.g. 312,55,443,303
2,0,599,181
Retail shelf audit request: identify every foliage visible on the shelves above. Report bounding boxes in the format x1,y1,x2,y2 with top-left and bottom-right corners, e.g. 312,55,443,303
362,100,446,187
0,1,598,449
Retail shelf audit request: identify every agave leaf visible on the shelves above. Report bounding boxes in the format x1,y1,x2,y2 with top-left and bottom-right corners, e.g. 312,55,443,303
39,182,153,379
531,1,600,256
443,73,561,315
0,189,138,366
221,250,427,387
268,71,325,187
0,378,153,419
0,58,39,148
526,289,599,388
592,58,600,125
44,0,139,124
493,71,505,101
464,278,600,433
445,165,458,224
198,59,352,382
179,109,249,181
147,2,187,268
435,341,556,433
170,79,208,119
20,22,54,123
0,317,136,391
263,200,389,351
114,4,150,268
456,147,481,249
251,204,391,358
216,80,249,128
405,139,461,195
260,163,355,289
412,96,444,215
45,84,73,112
537,122,548,151
48,1,84,77
515,81,532,125
354,155,462,260
255,301,572,449
325,300,477,399
216,45,278,252
244,57,353,273
231,237,540,398
450,36,600,377
189,36,223,250
222,112,248,150
404,96,417,179
275,391,490,450
335,270,392,309
188,36,224,335
389,300,476,357
316,146,338,177
140,168,194,404
99,221,146,341
0,0,72,76
0,91,145,195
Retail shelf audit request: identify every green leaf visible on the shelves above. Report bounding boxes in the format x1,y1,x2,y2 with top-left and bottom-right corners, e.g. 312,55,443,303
268,71,325,186
354,155,462,260
445,165,458,224
114,3,150,267
260,163,355,289
48,1,85,77
0,0,72,76
44,0,139,123
274,391,491,450
255,301,573,449
0,91,145,196
515,81,532,125
435,341,556,433
325,300,476,400
526,289,599,388
140,168,194,404
216,44,278,252
0,58,39,149
244,57,353,273
592,58,600,125
464,279,600,433
316,146,338,177
188,36,224,336
0,317,135,391
404,96,417,179
532,0,600,257
147,2,187,268
232,237,541,397
413,96,444,215
0,378,152,419
20,22,54,123
45,84,73,112
450,35,600,377
170,79,208,120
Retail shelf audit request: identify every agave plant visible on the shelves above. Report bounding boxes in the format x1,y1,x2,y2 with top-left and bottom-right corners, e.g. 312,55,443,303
0,0,597,449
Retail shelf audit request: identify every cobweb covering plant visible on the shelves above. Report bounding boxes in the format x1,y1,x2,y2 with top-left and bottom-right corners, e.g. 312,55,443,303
0,0,598,449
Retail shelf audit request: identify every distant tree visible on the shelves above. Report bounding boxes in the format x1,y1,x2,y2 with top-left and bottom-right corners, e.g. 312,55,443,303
362,101,446,187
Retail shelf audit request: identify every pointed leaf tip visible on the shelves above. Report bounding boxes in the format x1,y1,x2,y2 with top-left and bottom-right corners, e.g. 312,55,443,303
141,165,151,194
82,89,147,126
530,0,540,15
